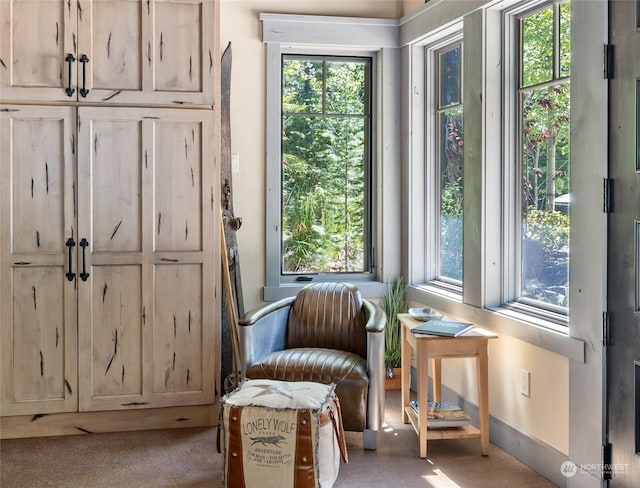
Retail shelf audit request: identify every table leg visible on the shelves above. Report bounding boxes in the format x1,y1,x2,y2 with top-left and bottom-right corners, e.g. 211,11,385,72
431,358,442,402
476,343,490,456
417,341,429,458
401,323,411,424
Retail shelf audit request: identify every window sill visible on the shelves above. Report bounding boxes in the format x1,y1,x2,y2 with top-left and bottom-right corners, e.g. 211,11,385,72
406,284,585,362
264,281,388,302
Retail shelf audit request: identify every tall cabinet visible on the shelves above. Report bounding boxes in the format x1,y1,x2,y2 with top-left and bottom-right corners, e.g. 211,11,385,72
0,0,220,437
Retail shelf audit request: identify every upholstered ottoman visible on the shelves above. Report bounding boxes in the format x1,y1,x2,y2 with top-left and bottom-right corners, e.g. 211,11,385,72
219,379,347,488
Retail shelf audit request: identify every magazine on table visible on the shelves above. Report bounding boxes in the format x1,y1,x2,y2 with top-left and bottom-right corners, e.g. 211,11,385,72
409,400,470,428
411,319,474,337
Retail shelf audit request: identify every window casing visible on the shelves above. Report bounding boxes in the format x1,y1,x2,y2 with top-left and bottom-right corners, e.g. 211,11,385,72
261,14,401,300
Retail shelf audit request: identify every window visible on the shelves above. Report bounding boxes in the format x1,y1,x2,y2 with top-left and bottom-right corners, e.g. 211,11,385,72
512,0,570,312
261,14,400,299
403,0,603,357
435,42,464,285
281,56,372,275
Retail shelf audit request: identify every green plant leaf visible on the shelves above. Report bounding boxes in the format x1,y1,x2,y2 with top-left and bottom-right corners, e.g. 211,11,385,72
382,277,407,369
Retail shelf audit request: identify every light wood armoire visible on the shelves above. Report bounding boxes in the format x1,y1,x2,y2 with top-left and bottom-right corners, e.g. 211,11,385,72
0,0,221,438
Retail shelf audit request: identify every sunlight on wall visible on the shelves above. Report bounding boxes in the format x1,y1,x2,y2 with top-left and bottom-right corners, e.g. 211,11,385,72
440,334,569,454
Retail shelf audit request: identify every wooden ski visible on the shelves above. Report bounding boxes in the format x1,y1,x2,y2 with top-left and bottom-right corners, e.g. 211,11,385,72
220,42,244,390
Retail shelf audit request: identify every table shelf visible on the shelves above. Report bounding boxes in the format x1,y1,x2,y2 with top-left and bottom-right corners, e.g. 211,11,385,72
404,406,481,440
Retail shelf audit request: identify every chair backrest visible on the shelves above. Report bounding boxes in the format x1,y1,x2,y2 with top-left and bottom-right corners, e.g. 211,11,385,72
287,282,368,358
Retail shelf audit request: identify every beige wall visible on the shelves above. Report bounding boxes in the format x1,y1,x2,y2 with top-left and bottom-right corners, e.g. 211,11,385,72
439,335,569,454
402,0,426,18
220,0,400,311
220,0,569,458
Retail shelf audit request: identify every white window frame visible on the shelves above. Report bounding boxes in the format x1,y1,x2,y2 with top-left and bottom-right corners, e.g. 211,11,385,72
260,14,401,301
501,0,570,330
404,19,464,293
425,33,465,294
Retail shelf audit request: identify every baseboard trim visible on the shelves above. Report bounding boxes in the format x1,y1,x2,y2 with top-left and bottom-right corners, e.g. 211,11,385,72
413,372,568,487
1,404,218,439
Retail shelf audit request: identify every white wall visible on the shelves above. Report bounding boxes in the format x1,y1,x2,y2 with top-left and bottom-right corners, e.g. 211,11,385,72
220,0,570,461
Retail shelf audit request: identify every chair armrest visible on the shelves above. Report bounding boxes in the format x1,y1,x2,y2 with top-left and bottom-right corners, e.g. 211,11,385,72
237,297,295,376
363,299,386,334
363,299,386,433
238,296,295,326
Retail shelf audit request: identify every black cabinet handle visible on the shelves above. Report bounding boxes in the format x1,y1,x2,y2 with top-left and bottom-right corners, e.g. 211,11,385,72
79,54,89,98
65,237,76,281
79,238,89,281
65,54,75,97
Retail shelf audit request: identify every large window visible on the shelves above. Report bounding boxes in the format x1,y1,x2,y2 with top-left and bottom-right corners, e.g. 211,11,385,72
262,14,400,300
515,0,570,311
281,56,372,275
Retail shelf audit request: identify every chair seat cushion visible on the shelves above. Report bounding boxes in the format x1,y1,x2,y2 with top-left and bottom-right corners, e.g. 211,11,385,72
245,348,368,432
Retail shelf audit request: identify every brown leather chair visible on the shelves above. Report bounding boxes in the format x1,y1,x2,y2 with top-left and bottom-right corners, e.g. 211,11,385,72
237,282,386,450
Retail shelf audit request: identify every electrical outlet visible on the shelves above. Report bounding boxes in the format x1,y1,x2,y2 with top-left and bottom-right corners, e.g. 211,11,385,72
520,369,531,397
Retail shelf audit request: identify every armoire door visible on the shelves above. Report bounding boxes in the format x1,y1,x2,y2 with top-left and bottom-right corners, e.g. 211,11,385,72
76,106,218,412
0,105,78,416
77,0,217,106
0,1,77,102
1,0,218,106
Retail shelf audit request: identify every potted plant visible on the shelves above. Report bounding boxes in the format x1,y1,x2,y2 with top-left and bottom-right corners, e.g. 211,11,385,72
382,277,407,390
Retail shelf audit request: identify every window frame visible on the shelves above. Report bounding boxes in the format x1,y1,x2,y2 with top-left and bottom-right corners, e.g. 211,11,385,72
260,14,401,301
406,21,465,294
279,54,374,278
429,36,465,290
502,0,570,328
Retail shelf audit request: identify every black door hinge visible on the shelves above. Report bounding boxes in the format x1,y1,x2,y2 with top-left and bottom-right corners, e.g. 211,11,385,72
602,442,613,480
604,44,615,79
604,178,613,213
603,311,610,347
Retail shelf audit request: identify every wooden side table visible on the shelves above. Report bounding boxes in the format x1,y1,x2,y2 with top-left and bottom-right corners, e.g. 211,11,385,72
399,313,498,458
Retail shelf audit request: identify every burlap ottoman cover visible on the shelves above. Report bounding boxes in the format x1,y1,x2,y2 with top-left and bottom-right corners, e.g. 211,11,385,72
219,379,347,488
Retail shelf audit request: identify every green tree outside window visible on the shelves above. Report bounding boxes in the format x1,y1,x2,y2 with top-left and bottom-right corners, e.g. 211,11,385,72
281,56,371,274
519,0,571,308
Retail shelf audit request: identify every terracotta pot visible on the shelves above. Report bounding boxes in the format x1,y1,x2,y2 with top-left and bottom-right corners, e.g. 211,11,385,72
384,367,402,391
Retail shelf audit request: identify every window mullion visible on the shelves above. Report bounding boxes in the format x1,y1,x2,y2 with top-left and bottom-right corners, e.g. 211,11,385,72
553,2,560,80
322,60,327,114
